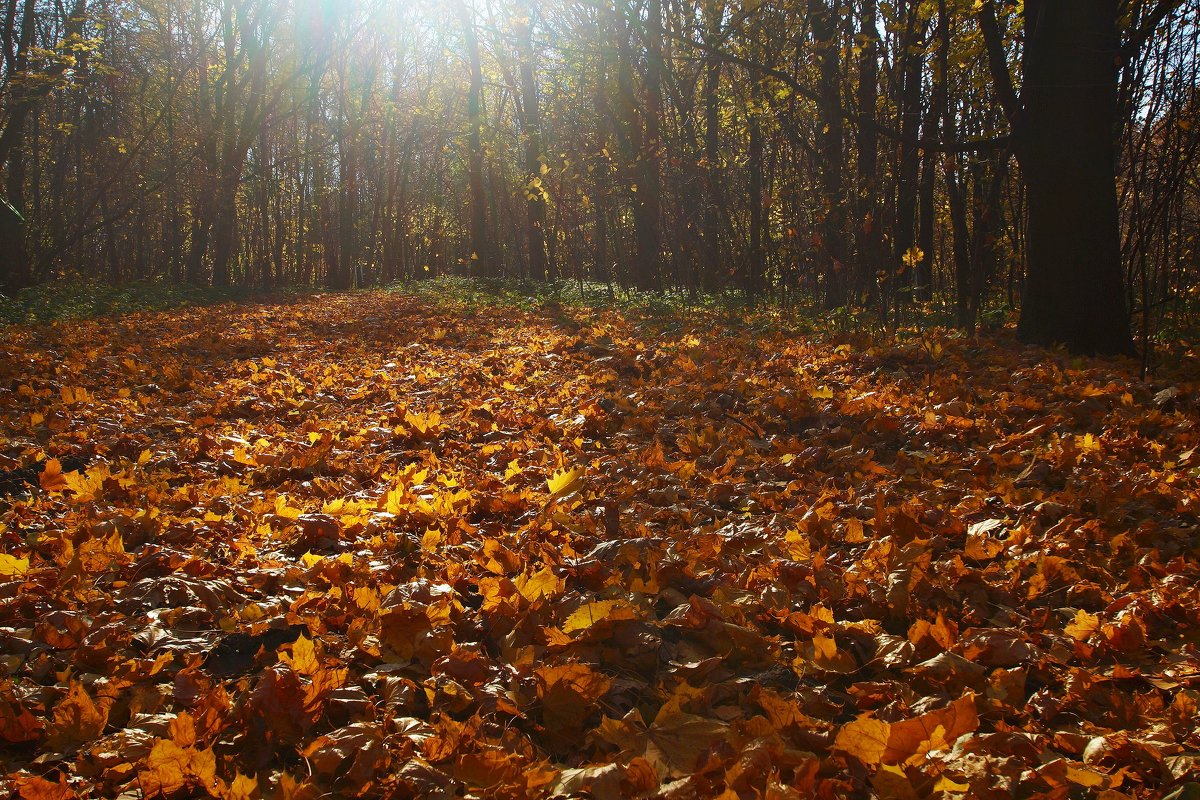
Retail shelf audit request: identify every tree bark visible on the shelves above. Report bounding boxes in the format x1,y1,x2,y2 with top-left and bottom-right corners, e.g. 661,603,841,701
853,0,882,303
893,5,924,298
915,0,948,302
458,1,493,276
517,6,549,281
811,0,846,308
1015,0,1135,355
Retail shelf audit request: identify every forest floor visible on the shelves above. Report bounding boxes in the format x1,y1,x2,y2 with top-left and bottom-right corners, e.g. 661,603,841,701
0,288,1198,800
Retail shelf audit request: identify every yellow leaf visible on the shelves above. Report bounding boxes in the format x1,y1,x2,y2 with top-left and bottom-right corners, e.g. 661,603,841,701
168,712,196,747
516,566,564,602
1065,763,1110,787
873,763,919,800
834,715,890,765
11,775,76,800
286,634,320,676
563,600,635,634
139,739,216,796
546,466,584,498
785,528,810,560
813,634,838,661
422,528,444,551
225,773,258,800
883,693,978,765
934,776,971,793
353,586,381,613
0,554,29,579
300,552,323,569
1064,609,1101,641
142,741,190,794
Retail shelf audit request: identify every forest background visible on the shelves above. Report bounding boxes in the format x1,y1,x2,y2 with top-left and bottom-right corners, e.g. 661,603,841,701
1,0,1198,357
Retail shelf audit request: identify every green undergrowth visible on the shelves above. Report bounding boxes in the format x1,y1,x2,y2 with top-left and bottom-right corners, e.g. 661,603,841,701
0,280,309,325
384,275,819,339
4,276,1196,379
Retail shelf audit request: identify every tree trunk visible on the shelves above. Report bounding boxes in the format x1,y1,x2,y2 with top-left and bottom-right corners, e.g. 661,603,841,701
812,0,846,308
209,173,240,288
634,0,664,290
748,112,764,297
915,0,948,302
702,25,723,288
518,7,549,281
1016,0,1135,355
459,2,493,276
0,133,27,292
893,6,924,297
853,0,882,304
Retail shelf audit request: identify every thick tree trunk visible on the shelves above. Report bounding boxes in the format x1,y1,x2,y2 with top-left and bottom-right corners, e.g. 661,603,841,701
1016,0,1135,356
0,137,27,292
209,153,252,289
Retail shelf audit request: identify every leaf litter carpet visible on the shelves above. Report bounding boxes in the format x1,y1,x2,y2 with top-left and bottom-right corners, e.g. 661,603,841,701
0,292,1198,799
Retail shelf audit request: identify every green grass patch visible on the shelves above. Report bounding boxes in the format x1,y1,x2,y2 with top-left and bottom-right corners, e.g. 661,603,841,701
0,280,308,325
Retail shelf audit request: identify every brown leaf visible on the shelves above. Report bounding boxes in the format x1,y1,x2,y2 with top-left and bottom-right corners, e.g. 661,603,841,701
648,707,731,776
46,682,108,750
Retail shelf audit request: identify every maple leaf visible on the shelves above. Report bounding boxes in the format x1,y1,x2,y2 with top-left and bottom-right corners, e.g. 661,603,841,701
0,553,29,579
834,714,890,766
516,565,564,602
45,682,108,750
224,773,258,800
0,690,42,744
1064,609,1101,641
562,600,637,634
12,775,77,800
537,663,612,739
138,739,217,797
38,458,68,492
647,708,731,777
302,723,389,789
835,694,978,766
283,633,321,676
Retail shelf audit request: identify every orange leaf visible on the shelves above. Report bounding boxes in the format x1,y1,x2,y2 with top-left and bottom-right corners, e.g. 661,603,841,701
39,458,67,492
13,775,77,800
